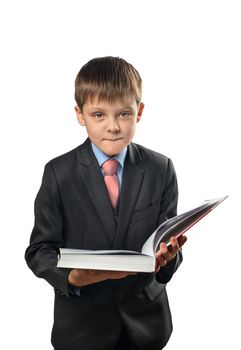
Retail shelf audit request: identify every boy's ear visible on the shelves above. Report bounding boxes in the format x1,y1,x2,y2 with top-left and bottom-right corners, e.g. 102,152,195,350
137,102,144,122
75,106,85,126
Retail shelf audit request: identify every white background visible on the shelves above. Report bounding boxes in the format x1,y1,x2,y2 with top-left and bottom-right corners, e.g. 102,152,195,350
0,0,240,349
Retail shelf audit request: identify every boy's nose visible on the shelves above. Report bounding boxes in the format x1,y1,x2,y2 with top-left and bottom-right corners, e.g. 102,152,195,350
107,119,120,133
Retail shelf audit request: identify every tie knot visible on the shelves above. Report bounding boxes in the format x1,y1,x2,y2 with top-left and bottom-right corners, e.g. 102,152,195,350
102,159,119,176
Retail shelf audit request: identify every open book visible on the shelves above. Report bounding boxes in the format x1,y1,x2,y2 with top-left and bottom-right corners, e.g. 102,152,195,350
57,196,227,273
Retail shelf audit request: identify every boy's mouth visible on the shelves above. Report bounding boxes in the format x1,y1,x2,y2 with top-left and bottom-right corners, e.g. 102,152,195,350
104,138,123,141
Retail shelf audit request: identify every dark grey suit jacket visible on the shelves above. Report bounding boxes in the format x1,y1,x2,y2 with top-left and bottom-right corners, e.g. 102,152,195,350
25,138,182,350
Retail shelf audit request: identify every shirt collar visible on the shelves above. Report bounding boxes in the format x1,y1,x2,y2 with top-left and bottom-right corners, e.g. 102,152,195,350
91,142,127,168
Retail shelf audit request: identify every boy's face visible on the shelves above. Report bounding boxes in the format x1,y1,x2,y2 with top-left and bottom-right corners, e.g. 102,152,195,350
75,97,144,157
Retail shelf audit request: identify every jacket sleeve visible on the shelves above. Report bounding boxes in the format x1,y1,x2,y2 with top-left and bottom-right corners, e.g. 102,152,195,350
155,158,183,284
25,162,71,297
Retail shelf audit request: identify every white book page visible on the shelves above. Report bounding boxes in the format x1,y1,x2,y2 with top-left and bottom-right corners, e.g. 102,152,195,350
60,248,143,255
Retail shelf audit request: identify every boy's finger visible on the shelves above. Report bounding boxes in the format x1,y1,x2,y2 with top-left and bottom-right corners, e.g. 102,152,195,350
178,235,187,246
168,237,179,254
157,242,168,254
156,251,171,265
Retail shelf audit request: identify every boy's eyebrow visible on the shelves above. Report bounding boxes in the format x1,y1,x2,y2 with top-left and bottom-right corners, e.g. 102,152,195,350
87,107,105,111
87,105,134,111
119,106,134,110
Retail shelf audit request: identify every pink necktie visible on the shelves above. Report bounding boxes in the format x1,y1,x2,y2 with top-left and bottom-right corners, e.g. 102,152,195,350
102,159,119,208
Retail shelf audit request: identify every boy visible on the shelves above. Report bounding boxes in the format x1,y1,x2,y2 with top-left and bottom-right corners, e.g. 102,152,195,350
25,56,187,350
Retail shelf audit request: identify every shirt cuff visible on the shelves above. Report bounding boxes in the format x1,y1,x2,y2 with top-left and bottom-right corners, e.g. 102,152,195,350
68,284,82,296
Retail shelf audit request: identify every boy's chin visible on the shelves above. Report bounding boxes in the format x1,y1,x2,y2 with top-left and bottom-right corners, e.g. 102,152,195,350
102,148,122,157
100,143,127,157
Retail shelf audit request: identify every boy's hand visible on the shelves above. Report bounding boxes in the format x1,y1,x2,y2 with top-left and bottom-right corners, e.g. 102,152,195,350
68,269,137,287
155,235,187,272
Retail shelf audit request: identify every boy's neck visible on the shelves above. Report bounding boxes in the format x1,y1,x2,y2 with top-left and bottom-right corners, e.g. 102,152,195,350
91,142,127,168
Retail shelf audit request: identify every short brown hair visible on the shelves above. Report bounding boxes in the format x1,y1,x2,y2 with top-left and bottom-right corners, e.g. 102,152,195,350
75,56,142,110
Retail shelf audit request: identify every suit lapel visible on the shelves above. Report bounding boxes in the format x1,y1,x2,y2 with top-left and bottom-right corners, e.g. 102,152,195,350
77,139,116,245
113,143,145,249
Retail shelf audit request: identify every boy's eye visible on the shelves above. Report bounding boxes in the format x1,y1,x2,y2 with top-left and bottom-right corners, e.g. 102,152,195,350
93,112,103,119
119,112,131,118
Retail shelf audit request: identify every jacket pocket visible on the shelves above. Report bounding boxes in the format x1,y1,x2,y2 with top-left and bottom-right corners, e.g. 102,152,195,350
130,202,160,223
143,278,166,301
